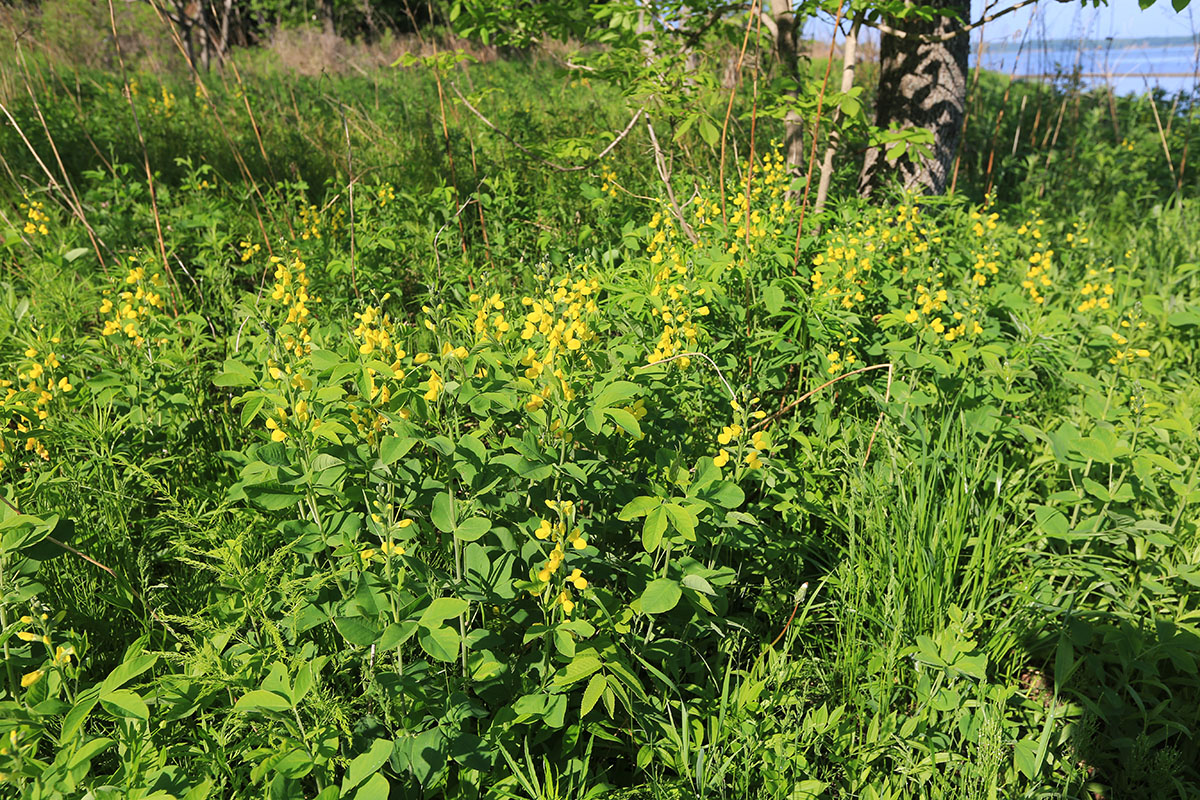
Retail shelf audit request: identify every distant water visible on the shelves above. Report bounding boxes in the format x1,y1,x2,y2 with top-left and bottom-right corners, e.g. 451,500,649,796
972,41,1200,96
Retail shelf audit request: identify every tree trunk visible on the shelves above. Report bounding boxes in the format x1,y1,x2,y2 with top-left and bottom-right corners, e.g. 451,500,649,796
770,0,804,196
814,14,860,216
858,0,969,197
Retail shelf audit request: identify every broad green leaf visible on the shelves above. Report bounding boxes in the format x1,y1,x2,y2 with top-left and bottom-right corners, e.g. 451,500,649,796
552,655,603,687
342,738,394,793
334,617,380,647
642,506,668,552
234,689,291,713
664,503,697,540
641,579,682,614
213,359,257,388
100,689,149,720
592,380,640,410
432,491,455,533
380,436,415,466
581,673,606,717
619,495,659,520
455,517,491,541
420,597,469,627
605,407,642,438
350,773,391,800
419,625,460,662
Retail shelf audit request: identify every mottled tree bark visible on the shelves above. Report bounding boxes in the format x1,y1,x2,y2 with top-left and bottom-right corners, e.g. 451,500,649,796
859,0,969,197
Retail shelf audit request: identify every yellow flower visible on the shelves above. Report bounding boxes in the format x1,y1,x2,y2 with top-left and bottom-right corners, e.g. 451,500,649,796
424,371,443,402
535,519,553,540
568,568,588,590
16,631,39,642
266,418,287,442
525,395,544,413
360,548,376,561
713,449,729,468
20,670,43,688
905,309,919,324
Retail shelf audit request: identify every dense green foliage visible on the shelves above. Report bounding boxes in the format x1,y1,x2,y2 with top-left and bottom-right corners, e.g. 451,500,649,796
2,30,1200,800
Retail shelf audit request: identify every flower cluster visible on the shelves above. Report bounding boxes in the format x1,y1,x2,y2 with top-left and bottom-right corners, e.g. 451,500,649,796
297,203,345,241
598,165,619,199
0,336,74,474
266,253,318,357
18,199,50,237
99,260,167,347
529,499,590,616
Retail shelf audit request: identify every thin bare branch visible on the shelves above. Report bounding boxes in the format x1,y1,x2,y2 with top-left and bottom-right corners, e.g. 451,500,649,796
449,82,644,172
863,0,1041,44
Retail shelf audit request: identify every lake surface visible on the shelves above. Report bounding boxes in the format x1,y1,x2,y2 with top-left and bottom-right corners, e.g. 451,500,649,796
972,41,1200,96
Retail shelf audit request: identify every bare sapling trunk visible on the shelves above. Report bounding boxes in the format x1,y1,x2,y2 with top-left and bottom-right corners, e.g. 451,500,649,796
859,0,969,196
814,14,861,216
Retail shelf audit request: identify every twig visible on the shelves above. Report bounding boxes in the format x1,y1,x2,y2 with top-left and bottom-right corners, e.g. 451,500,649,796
639,351,738,406
449,82,644,172
646,118,699,244
862,0,1040,44
753,362,894,465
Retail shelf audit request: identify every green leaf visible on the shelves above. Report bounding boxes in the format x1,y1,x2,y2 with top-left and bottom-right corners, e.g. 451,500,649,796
590,381,638,410
455,517,492,542
763,283,785,314
697,116,719,147
664,503,697,540
419,625,460,662
552,655,603,687
234,689,292,713
214,359,257,388
619,496,659,520
1013,737,1042,779
100,689,149,721
581,673,606,717
349,773,391,800
380,436,415,466
642,506,668,552
342,738,394,793
641,579,682,614
604,407,642,438
334,617,380,647
99,652,158,694
432,491,455,533
59,688,101,744
420,597,469,627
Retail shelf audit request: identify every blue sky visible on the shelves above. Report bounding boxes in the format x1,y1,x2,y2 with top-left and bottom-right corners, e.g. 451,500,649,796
803,0,1200,43
976,0,1198,42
